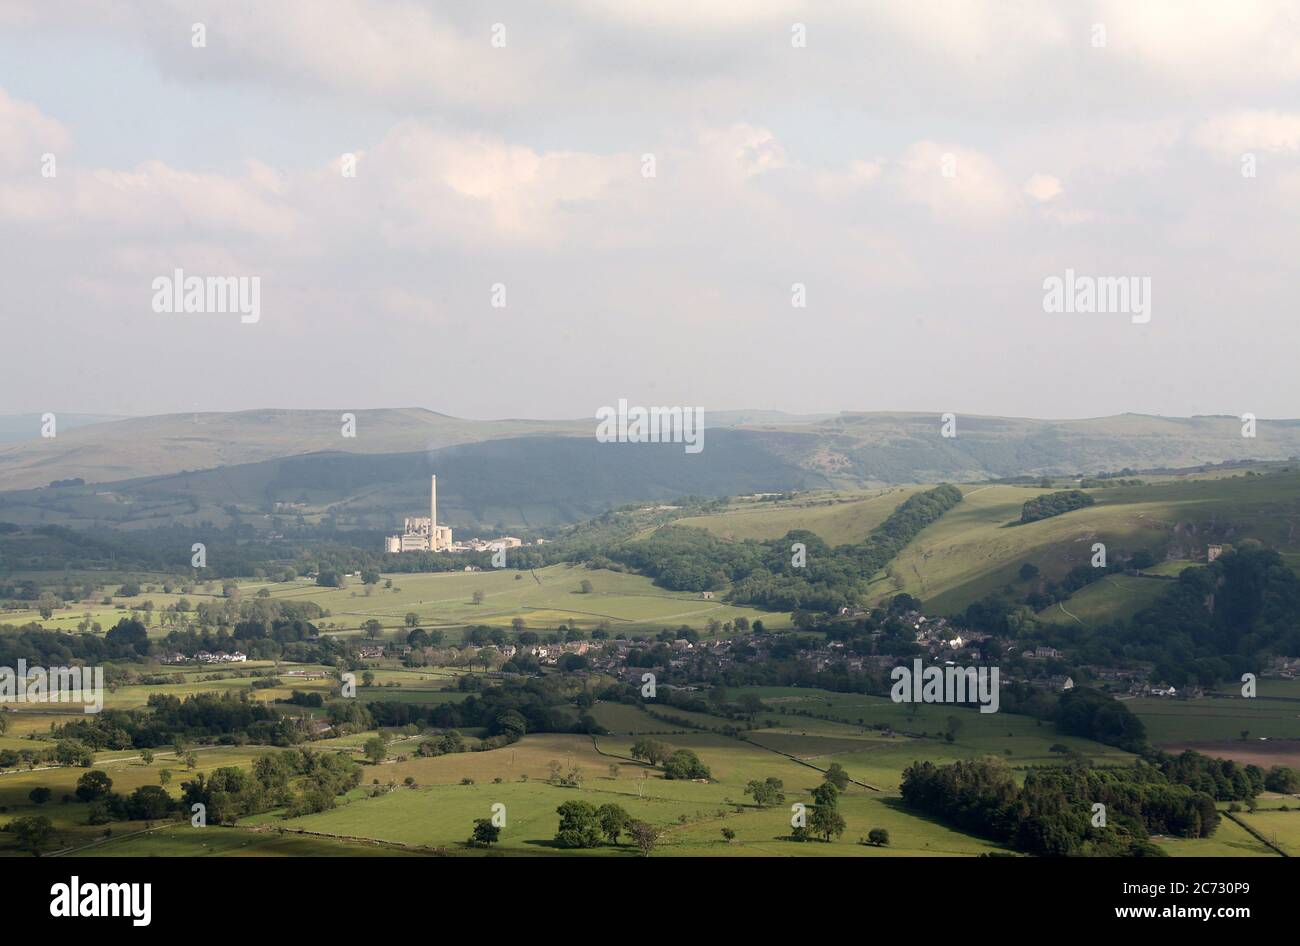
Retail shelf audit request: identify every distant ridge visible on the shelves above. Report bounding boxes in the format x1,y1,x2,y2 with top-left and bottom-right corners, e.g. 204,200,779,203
1,407,1298,492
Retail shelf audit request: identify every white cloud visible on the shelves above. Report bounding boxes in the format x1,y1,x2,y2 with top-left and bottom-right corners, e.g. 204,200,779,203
1193,110,1300,158
1023,174,1063,201
0,87,70,174
894,142,1014,221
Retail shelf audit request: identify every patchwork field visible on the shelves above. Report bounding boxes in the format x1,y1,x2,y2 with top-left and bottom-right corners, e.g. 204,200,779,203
1127,689,1300,746
1,565,787,642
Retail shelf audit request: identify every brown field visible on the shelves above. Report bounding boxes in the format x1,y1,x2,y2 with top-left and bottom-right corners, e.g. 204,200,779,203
1160,740,1300,769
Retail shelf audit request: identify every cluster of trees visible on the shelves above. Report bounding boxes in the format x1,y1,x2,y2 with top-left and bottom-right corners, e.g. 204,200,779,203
181,748,362,822
347,676,611,747
1020,489,1096,523
628,738,712,780
793,782,846,843
2,607,337,671
55,690,306,750
65,769,179,825
901,757,1220,857
550,801,661,855
417,730,466,757
1152,748,1282,801
1055,687,1148,753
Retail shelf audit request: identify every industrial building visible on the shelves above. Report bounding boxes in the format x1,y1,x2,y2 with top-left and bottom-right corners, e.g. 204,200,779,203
385,475,453,553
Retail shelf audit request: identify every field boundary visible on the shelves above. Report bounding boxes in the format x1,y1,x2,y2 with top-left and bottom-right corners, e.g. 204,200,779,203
1223,811,1288,857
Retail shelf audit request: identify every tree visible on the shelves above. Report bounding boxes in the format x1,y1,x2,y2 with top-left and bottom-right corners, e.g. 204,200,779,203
364,737,387,764
404,612,420,628
663,749,710,781
471,818,500,847
159,769,173,787
10,815,54,854
28,787,52,805
737,693,765,720
945,716,964,743
511,617,526,633
140,749,154,766
809,804,846,842
554,801,603,849
721,827,736,842
1018,562,1040,582
823,763,850,791
127,785,173,821
579,579,594,594
628,820,659,856
1265,766,1299,794
492,710,527,742
867,828,890,846
472,590,485,605
75,770,113,802
597,803,631,844
811,782,839,809
630,738,669,766
745,777,785,808
37,592,59,620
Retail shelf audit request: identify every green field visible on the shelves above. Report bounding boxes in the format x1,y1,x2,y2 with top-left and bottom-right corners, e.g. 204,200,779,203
1036,574,1170,626
884,473,1300,614
3,564,789,641
676,488,923,545
1235,810,1300,855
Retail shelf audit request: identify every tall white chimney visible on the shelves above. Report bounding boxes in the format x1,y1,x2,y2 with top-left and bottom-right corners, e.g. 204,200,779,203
430,474,437,528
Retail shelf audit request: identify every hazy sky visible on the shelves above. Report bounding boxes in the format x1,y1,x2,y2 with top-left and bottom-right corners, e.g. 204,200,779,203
3,1,1300,420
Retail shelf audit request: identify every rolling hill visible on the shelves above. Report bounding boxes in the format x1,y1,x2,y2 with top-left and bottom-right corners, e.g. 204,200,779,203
0,430,833,532
880,471,1300,615
4,409,1300,495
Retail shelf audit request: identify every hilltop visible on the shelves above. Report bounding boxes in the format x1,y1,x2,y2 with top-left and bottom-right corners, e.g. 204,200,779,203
3,409,1300,496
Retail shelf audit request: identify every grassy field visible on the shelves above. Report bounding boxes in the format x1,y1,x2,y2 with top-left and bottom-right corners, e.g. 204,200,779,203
884,473,1300,615
675,488,923,545
1036,574,1170,626
80,823,425,857
266,726,1015,857
1127,690,1300,746
3,564,789,641
4,678,1287,857
1234,810,1300,855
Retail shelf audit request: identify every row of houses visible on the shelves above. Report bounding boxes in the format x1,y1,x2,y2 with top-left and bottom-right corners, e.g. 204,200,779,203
160,650,247,665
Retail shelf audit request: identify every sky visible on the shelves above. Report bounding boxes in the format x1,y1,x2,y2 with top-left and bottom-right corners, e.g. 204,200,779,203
2,0,1300,421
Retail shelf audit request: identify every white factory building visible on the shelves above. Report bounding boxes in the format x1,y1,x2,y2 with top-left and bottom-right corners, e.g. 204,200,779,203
385,475,453,553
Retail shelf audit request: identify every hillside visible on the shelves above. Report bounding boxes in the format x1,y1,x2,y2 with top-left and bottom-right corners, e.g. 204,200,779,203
0,409,591,490
0,430,832,533
753,412,1300,483
4,409,1300,494
882,471,1300,616
674,487,926,544
0,413,126,444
